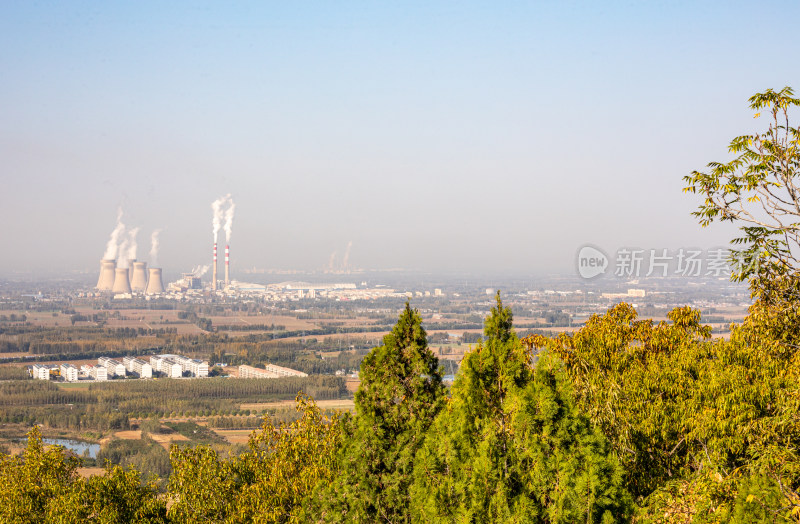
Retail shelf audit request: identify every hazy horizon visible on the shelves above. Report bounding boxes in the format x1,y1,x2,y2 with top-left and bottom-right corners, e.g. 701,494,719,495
3,2,799,278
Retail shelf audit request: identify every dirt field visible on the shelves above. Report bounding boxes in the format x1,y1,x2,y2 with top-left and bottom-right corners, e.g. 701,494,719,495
240,399,355,412
212,429,254,444
77,467,106,478
211,314,319,331
110,429,189,450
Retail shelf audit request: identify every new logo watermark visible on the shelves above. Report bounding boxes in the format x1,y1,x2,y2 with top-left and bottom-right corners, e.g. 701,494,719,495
576,245,609,279
575,246,756,280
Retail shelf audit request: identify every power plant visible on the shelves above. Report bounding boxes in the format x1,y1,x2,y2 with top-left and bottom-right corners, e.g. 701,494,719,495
95,195,236,297
97,259,116,291
145,268,165,294
212,243,218,291
130,262,148,292
111,268,133,294
225,245,230,286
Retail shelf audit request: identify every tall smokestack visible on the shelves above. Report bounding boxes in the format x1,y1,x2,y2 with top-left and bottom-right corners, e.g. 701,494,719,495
212,243,218,291
145,268,165,295
97,259,116,291
225,245,230,286
131,261,148,292
112,268,132,295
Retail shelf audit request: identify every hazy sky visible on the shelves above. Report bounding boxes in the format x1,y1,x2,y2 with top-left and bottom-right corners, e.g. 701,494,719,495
2,1,799,276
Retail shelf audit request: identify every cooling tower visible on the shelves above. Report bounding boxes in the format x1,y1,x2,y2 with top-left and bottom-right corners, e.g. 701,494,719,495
225,245,230,285
130,261,148,292
128,259,136,281
146,268,165,294
97,259,116,291
212,243,218,291
112,268,132,294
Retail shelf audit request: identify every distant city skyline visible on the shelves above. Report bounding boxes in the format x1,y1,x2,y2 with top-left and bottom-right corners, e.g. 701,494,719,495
2,1,799,276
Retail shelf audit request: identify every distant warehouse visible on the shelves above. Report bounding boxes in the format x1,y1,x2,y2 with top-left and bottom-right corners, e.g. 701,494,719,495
239,364,308,379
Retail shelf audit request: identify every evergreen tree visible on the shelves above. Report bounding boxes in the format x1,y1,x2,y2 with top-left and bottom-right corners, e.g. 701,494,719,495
314,302,445,523
412,293,632,522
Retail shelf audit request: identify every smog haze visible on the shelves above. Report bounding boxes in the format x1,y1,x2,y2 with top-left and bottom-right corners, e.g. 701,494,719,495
2,2,799,277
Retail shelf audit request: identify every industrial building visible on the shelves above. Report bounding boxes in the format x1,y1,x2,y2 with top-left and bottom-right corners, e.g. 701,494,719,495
95,258,164,296
238,364,308,379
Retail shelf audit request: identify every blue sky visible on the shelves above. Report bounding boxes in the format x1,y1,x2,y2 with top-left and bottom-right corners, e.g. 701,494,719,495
2,1,799,276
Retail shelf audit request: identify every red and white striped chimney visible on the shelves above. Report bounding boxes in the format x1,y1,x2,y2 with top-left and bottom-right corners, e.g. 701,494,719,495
212,243,218,291
225,245,230,285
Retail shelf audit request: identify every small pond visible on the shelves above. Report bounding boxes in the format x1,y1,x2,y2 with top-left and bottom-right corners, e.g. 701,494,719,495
21,437,101,459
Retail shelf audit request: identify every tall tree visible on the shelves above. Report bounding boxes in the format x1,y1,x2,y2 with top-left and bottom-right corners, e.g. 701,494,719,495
168,394,343,524
684,87,800,285
413,293,631,523
314,302,445,523
526,303,800,519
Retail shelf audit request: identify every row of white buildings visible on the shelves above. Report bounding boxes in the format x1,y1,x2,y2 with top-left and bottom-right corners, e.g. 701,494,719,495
29,354,209,381
30,363,79,382
238,364,308,379
152,354,209,378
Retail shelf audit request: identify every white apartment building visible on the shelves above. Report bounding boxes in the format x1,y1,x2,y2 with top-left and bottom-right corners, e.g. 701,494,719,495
172,355,209,378
81,365,108,381
151,356,183,378
60,363,78,382
31,364,53,380
98,357,126,377
132,358,153,378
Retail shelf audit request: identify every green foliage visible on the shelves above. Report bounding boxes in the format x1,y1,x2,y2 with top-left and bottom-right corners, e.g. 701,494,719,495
163,421,227,445
168,394,343,523
0,427,167,523
684,86,800,282
0,426,81,523
413,294,631,522
525,302,800,519
97,436,172,479
316,302,445,522
49,465,168,523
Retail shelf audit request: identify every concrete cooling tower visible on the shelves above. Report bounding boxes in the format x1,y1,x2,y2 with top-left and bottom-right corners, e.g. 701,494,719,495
97,259,117,291
112,268,132,294
128,259,136,281
145,268,165,295
130,262,148,292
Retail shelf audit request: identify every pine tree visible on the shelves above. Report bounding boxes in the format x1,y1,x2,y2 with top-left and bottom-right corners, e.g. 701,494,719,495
314,302,445,523
411,292,632,523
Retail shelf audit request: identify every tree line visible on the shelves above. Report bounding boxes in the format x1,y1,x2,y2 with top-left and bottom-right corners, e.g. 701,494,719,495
10,291,799,521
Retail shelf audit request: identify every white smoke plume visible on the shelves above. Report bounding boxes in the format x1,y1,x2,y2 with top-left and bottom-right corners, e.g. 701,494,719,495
191,264,210,277
102,208,125,260
125,227,139,263
149,229,161,267
211,193,232,243
117,234,130,269
224,200,235,243
327,251,337,272
342,241,353,270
